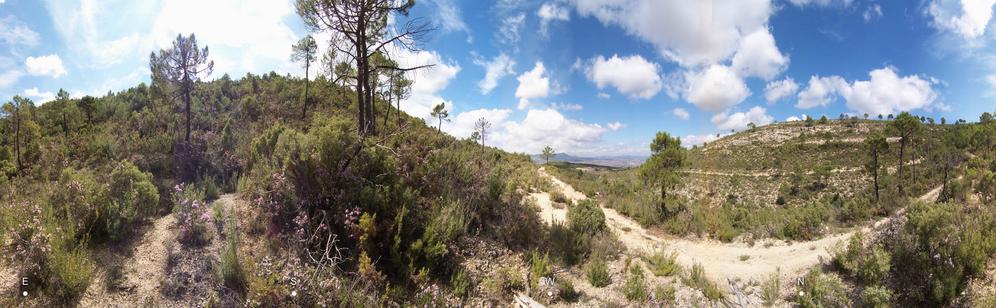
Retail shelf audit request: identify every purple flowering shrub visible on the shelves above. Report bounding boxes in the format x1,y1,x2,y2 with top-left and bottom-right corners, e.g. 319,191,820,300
4,201,52,282
173,183,213,247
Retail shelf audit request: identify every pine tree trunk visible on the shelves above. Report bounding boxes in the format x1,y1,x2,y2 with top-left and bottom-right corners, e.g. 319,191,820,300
302,62,309,119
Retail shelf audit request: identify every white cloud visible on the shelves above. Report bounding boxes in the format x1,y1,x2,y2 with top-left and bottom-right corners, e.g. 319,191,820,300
501,108,607,153
538,2,570,35
393,49,461,121
731,28,788,80
863,4,883,22
796,67,941,116
672,107,690,120
597,92,611,99
24,87,56,103
764,77,799,103
498,13,526,46
927,0,996,39
0,70,22,89
552,102,583,111
607,121,624,131
515,62,551,110
786,115,802,122
585,54,662,99
682,134,722,148
841,67,940,117
711,106,773,131
573,0,774,67
473,53,516,94
0,15,40,47
686,64,751,112
796,75,848,109
25,55,68,78
444,108,512,139
789,0,854,7
429,0,470,33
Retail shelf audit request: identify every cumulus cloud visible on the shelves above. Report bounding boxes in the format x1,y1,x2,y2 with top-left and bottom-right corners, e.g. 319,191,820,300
795,67,941,116
764,77,799,103
686,65,751,113
672,107,690,120
537,2,570,35
515,62,551,109
502,108,607,153
444,108,513,138
786,115,802,122
731,28,789,80
25,55,67,78
573,0,774,66
474,53,516,94
927,0,996,39
597,92,611,99
585,54,662,99
24,87,55,103
796,75,848,109
711,106,773,131
393,49,461,121
682,134,722,148
607,122,624,131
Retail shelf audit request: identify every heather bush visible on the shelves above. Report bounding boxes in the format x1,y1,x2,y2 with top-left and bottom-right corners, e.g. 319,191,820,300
173,183,212,247
585,258,610,287
528,251,552,292
861,285,892,308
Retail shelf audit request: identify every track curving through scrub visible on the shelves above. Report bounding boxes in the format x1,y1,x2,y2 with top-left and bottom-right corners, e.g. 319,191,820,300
531,167,943,285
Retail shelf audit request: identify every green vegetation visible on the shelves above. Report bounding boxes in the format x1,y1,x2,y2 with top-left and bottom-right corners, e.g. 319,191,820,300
585,258,610,287
797,270,850,308
682,263,723,301
760,269,781,306
622,264,649,303
644,249,679,277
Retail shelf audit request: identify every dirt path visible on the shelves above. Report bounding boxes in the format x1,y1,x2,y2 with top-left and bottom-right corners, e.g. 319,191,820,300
80,214,176,307
533,167,943,285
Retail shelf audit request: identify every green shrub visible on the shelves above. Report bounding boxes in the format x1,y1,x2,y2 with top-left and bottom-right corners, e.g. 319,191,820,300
47,243,94,303
549,190,570,204
683,263,723,301
622,264,648,303
588,231,623,260
797,270,850,308
586,258,610,287
104,161,159,241
201,176,220,201
410,201,468,271
483,264,524,297
50,168,102,238
557,278,579,302
567,199,606,236
644,249,679,277
887,201,995,305
652,284,676,306
529,251,552,292
548,221,586,266
861,285,892,308
219,217,246,293
450,269,471,299
856,246,891,285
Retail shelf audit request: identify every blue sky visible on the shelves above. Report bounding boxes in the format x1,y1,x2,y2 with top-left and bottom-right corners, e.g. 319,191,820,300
1,0,995,156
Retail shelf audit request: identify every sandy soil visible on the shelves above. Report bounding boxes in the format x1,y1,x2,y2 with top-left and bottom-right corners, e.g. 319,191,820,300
79,214,176,307
532,167,944,287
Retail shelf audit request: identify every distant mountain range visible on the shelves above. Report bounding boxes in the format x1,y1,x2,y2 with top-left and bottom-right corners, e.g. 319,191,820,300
530,153,647,168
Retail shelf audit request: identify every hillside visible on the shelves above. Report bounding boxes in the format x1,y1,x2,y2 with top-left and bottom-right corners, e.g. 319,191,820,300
529,153,646,168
